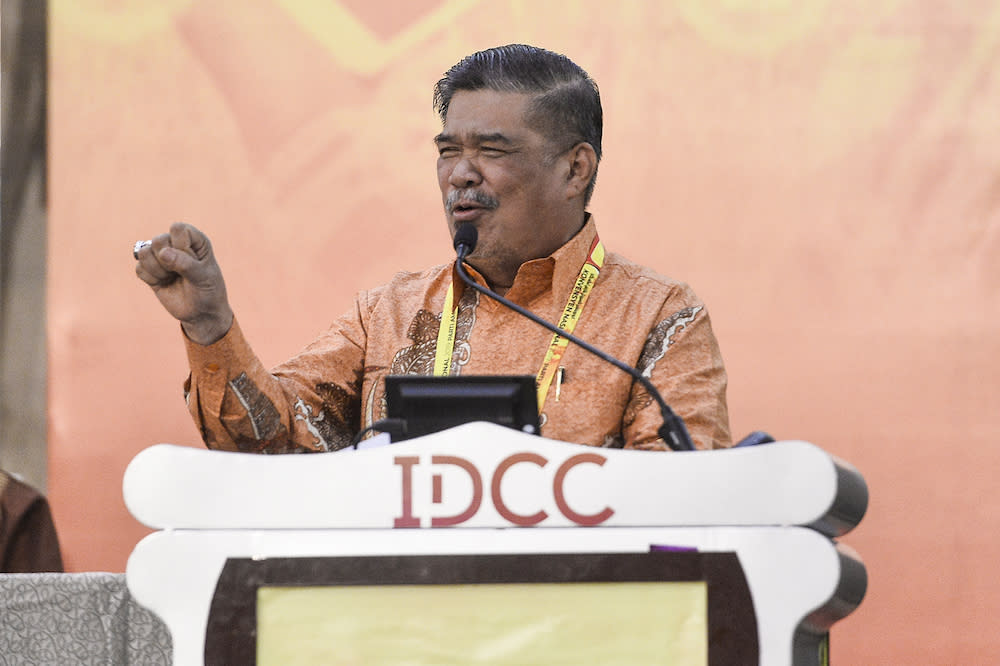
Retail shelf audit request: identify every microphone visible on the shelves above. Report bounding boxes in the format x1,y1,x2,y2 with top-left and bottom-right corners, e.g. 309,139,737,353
451,224,695,452
454,223,478,260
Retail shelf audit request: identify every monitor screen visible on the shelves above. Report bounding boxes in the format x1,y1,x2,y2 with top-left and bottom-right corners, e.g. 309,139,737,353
384,375,540,442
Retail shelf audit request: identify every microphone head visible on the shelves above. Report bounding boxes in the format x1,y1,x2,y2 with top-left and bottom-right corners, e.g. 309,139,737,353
453,224,478,256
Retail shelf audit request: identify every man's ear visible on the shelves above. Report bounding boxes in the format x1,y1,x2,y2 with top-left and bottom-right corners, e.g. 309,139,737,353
564,142,598,199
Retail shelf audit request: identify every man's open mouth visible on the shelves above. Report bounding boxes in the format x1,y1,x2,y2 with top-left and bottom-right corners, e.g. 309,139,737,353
446,189,499,214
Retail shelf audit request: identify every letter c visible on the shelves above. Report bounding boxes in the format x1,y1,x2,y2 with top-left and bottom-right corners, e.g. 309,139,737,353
491,453,549,526
553,453,614,526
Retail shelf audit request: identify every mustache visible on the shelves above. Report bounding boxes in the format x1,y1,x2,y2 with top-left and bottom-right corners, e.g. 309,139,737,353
446,189,499,213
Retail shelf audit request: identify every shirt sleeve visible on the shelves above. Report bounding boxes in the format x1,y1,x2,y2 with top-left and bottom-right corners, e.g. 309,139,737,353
621,285,733,451
184,295,369,453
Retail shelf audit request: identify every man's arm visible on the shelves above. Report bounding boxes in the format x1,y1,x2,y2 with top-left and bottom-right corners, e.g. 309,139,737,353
136,223,362,452
623,290,732,451
181,315,364,453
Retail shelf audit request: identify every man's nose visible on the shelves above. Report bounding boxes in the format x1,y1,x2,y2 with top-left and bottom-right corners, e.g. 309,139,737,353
448,155,483,188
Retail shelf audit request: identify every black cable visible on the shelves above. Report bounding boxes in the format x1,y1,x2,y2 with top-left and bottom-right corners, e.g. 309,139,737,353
351,418,407,448
453,242,694,452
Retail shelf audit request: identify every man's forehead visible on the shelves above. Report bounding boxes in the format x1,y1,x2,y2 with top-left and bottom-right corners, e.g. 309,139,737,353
438,89,541,143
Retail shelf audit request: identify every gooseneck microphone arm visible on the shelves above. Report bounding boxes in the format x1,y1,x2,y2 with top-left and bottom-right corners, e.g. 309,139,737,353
452,224,695,452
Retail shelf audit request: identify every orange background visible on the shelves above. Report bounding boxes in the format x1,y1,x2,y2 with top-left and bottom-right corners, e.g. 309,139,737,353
48,1,1000,662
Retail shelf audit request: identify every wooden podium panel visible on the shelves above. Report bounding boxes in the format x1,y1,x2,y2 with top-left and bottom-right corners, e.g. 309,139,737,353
206,552,756,665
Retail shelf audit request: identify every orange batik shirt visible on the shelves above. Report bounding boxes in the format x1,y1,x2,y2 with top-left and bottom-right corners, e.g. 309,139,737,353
183,218,731,453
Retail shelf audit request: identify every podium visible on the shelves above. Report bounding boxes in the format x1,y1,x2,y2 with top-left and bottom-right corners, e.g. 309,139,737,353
124,422,867,665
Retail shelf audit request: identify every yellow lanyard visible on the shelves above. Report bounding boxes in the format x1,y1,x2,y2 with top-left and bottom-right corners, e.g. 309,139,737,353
433,283,460,377
434,235,605,412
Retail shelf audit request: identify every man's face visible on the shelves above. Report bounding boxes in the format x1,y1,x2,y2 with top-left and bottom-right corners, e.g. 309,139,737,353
435,89,579,289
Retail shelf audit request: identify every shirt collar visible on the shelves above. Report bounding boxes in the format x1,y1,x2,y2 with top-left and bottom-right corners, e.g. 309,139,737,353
451,214,601,306
548,213,599,296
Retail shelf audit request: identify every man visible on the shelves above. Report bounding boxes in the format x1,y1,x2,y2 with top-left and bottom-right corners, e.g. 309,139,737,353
135,44,731,453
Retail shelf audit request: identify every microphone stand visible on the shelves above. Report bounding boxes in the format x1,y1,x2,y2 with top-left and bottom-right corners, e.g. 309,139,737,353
454,237,695,452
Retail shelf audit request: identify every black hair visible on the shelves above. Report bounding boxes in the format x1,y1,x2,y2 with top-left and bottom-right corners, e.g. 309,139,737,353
433,44,603,204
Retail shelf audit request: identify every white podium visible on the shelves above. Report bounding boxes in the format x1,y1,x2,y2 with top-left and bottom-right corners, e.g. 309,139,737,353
124,422,867,665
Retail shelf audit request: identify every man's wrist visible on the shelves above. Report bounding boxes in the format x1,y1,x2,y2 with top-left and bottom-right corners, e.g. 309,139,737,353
181,310,234,346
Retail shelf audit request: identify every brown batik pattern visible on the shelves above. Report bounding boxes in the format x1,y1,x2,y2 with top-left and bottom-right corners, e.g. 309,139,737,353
389,309,440,375
623,306,702,428
310,381,360,451
389,287,479,376
227,372,291,453
364,288,480,424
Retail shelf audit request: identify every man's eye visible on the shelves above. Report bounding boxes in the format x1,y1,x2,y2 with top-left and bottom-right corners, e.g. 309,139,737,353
481,147,506,156
438,146,459,157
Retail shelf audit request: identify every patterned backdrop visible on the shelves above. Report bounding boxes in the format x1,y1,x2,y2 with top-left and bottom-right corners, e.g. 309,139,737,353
48,1,1000,662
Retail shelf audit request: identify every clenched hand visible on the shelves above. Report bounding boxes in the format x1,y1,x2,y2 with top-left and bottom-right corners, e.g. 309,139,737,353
134,222,234,345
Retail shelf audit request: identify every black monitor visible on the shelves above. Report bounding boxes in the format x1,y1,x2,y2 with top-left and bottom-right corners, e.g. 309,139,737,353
384,374,540,442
